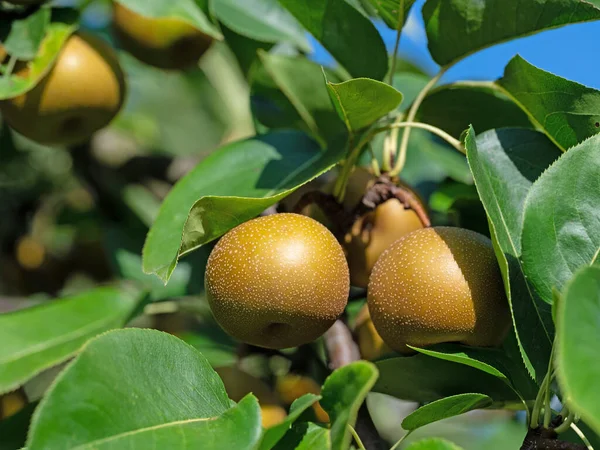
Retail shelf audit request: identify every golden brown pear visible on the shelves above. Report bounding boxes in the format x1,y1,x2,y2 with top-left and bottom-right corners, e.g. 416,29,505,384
368,227,510,352
276,374,329,423
354,304,393,360
0,390,27,419
205,213,349,349
0,32,126,146
0,46,6,63
112,3,213,70
344,198,425,288
215,367,287,428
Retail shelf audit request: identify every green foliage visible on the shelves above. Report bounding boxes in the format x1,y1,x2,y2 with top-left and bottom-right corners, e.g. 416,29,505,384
521,133,600,304
374,353,519,404
498,55,600,150
0,287,140,394
0,9,78,100
27,329,239,450
423,0,600,66
404,438,464,450
556,266,600,436
142,130,343,282
417,83,532,139
401,394,492,431
365,0,417,30
254,53,345,144
212,0,310,51
326,78,403,132
259,394,321,450
0,7,49,60
465,127,561,381
320,361,378,450
2,1,600,448
277,0,388,80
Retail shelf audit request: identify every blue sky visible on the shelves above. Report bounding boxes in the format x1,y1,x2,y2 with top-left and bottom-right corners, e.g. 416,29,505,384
310,0,600,89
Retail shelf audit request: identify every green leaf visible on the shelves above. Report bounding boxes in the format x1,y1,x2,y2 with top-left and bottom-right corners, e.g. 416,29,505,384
365,0,417,30
326,77,403,132
521,133,600,304
114,0,222,39
465,127,562,381
179,328,238,367
0,10,78,100
320,361,378,450
259,394,321,450
404,438,464,450
0,287,139,394
498,55,600,151
0,7,50,60
113,57,228,157
27,329,241,450
423,0,600,67
374,353,519,403
402,393,492,431
273,422,330,450
556,266,600,436
255,53,345,144
417,82,532,139
213,0,310,51
277,0,388,80
105,226,208,301
413,340,538,402
142,130,344,283
221,26,274,77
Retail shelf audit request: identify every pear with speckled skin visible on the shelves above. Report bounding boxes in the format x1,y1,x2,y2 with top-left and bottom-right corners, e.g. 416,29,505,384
368,227,510,352
112,3,213,70
0,33,126,146
205,213,350,349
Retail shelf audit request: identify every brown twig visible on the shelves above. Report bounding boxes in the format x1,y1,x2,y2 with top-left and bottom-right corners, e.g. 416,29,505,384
353,175,431,228
323,320,361,370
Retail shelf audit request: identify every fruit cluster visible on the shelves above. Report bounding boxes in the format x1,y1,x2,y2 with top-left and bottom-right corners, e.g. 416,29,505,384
205,171,511,358
0,3,213,146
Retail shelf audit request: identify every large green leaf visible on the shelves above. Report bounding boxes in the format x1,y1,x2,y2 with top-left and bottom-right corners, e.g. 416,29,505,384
213,0,310,51
417,82,532,139
374,353,521,404
0,7,50,60
326,78,403,132
114,0,222,39
498,55,600,151
255,53,345,144
402,394,492,431
277,0,388,80
465,127,562,381
423,0,600,67
259,394,321,450
556,267,600,436
0,10,78,100
320,361,378,450
521,133,600,304
365,0,417,30
0,287,139,394
411,343,537,401
27,329,243,450
404,438,464,450
142,131,344,282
